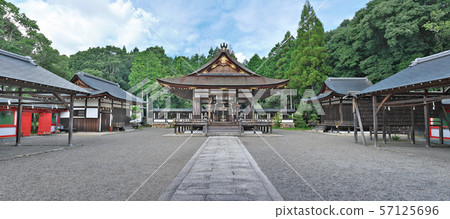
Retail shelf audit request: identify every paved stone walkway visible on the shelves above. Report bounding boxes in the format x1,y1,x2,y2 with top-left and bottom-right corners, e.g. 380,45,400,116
158,136,283,201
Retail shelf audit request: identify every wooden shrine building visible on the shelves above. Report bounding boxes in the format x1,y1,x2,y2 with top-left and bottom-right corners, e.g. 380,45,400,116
357,50,450,147
0,49,89,146
65,72,145,132
305,77,373,131
157,44,290,134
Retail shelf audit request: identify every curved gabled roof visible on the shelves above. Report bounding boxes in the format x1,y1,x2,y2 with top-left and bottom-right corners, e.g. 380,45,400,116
158,44,290,90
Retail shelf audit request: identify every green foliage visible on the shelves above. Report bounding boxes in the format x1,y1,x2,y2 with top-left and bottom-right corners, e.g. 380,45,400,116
130,105,142,121
0,0,71,78
423,9,450,52
307,112,319,124
289,0,331,95
246,54,263,72
273,112,282,128
290,113,308,128
69,46,134,89
392,135,400,141
326,0,449,83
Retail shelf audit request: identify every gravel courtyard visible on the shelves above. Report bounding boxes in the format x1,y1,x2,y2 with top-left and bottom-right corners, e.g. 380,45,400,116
0,128,448,201
0,129,206,201
241,130,450,201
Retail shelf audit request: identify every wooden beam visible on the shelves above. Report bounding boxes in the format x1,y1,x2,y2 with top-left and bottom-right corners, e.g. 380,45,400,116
0,78,85,95
53,92,70,108
0,91,49,94
384,95,449,106
375,94,392,115
0,94,56,102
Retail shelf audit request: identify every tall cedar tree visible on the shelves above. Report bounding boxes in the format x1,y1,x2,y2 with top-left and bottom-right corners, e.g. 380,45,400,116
289,0,331,95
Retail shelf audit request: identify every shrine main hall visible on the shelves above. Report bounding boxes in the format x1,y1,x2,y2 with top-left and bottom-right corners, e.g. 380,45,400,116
157,44,290,135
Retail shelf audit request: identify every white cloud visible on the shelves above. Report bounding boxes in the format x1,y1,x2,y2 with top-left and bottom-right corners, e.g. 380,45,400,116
15,0,158,55
234,52,246,63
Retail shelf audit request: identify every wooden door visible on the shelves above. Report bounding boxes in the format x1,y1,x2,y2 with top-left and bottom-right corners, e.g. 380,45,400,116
101,113,110,131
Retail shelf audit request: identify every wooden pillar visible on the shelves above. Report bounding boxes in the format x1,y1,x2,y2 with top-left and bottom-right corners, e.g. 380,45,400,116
68,94,74,146
339,98,343,123
411,106,416,144
354,99,366,146
15,87,23,146
382,107,386,144
372,96,378,147
353,98,358,143
424,93,431,147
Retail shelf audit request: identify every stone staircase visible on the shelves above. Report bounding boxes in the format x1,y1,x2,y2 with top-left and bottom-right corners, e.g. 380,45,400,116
207,123,241,136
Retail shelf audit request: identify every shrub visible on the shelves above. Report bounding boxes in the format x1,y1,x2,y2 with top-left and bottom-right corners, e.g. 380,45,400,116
290,113,307,128
273,112,282,128
392,135,400,141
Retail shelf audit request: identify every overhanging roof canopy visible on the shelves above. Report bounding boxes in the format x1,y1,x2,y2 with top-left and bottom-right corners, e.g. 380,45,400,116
0,49,89,94
302,77,372,102
358,50,450,95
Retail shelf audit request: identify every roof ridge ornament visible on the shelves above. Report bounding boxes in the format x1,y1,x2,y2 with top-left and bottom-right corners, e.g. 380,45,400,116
220,43,228,51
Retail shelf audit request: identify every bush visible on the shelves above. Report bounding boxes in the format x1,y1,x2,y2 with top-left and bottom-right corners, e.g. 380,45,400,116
290,113,307,128
273,112,282,128
392,135,400,141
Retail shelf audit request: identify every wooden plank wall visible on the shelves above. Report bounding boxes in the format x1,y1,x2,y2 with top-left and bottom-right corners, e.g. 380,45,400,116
60,118,99,132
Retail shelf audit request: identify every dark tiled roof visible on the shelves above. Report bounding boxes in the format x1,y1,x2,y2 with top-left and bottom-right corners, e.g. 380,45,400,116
359,50,450,95
323,77,373,95
0,49,89,94
73,72,145,103
158,44,289,89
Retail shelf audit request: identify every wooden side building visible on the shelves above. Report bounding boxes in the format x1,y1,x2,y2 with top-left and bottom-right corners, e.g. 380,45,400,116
60,72,145,132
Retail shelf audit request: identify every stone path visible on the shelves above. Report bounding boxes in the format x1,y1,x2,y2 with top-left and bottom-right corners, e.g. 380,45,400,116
158,136,283,201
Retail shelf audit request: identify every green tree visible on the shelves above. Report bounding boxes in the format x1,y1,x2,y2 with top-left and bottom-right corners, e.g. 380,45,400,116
246,54,263,72
0,0,70,78
69,46,134,89
274,31,295,79
326,0,449,83
289,0,331,95
423,9,450,52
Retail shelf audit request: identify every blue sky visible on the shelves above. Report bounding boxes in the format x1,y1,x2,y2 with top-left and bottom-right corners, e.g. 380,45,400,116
10,0,370,61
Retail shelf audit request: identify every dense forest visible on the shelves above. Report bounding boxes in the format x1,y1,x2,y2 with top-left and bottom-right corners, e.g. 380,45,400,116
1,0,449,109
